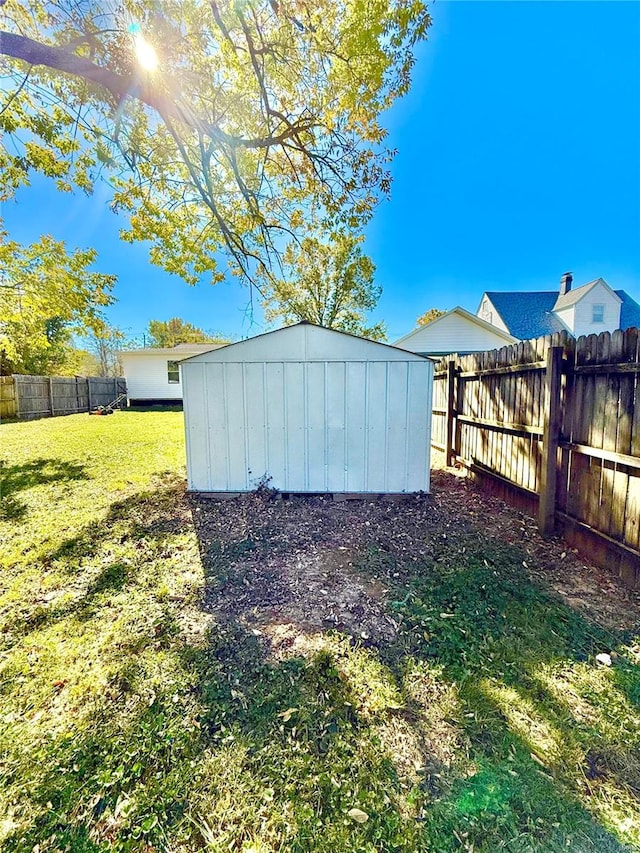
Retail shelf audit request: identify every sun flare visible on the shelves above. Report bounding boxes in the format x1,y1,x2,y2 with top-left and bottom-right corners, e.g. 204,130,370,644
134,34,159,71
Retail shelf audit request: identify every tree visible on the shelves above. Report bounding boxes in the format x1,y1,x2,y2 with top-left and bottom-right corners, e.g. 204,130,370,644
72,348,102,377
261,231,385,340
0,2,430,285
0,234,116,375
146,318,227,348
416,307,446,326
85,323,126,377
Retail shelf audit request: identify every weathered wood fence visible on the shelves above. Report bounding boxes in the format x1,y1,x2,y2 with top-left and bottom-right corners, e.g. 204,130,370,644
432,327,640,587
0,375,126,421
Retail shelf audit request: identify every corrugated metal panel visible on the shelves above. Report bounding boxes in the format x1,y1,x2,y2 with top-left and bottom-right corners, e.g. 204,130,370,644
183,356,433,494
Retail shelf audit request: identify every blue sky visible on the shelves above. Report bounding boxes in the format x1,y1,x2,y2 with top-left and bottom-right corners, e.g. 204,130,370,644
4,1,640,342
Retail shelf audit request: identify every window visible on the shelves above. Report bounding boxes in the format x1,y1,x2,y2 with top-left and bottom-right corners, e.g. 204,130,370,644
167,360,180,383
592,304,605,324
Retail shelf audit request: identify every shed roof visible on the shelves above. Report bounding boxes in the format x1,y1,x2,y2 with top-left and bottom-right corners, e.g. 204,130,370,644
182,322,429,364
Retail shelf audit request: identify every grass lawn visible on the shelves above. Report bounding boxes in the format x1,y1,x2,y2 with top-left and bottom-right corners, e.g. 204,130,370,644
1,411,640,852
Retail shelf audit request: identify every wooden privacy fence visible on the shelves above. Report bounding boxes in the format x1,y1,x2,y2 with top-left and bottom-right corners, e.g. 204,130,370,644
0,376,16,420
432,327,640,587
0,375,126,420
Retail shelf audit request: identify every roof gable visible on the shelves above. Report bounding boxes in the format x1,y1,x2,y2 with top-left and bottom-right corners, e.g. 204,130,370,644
394,306,517,349
182,322,428,363
553,277,621,311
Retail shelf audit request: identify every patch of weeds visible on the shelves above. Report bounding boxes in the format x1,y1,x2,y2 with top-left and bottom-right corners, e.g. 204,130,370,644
251,472,279,499
356,543,398,577
192,628,427,851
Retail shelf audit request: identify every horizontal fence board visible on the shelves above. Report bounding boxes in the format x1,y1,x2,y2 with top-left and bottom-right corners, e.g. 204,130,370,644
457,360,547,379
456,414,544,437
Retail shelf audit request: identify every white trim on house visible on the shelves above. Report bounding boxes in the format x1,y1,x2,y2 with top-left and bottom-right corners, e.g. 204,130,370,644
121,343,223,357
476,295,512,334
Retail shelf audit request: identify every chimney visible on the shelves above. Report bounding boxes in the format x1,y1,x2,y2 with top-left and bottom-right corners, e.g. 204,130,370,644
559,271,573,296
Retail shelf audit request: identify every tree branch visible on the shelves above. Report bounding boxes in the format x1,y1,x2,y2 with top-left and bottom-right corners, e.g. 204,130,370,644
0,30,318,150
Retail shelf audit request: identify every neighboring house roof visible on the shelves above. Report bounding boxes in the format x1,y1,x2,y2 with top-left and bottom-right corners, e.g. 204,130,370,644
482,292,567,339
619,292,640,330
121,343,224,357
394,306,518,351
483,286,640,340
553,277,621,311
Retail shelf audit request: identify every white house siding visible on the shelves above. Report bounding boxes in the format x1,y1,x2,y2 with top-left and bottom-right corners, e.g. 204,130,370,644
182,324,433,494
120,353,187,401
396,312,515,355
570,281,621,337
553,306,574,334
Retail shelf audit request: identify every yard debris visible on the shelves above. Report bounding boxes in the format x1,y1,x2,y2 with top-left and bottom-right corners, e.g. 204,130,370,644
190,454,640,650
277,707,298,722
347,807,369,823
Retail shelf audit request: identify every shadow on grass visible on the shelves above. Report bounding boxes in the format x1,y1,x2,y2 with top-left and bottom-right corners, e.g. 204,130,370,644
0,457,89,521
1,476,187,647
188,482,639,851
3,471,639,852
6,596,632,852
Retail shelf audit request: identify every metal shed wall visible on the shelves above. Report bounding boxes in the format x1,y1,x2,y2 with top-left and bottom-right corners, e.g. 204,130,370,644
182,325,433,494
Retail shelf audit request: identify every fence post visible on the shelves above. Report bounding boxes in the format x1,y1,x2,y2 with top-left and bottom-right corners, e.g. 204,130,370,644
538,346,563,537
445,359,456,466
87,378,92,412
48,377,55,417
13,375,21,420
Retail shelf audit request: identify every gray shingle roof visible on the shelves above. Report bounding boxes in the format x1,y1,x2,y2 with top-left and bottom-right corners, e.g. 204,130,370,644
552,278,620,310
485,292,566,339
617,290,640,330
486,289,640,340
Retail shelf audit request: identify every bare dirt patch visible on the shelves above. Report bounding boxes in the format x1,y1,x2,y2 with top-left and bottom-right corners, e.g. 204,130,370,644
190,455,640,650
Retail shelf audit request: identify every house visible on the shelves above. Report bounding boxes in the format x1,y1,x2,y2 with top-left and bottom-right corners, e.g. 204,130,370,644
120,343,223,404
393,306,517,356
477,273,640,340
181,322,433,494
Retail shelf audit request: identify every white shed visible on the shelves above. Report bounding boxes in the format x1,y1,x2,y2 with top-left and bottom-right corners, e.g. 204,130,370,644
181,322,433,494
